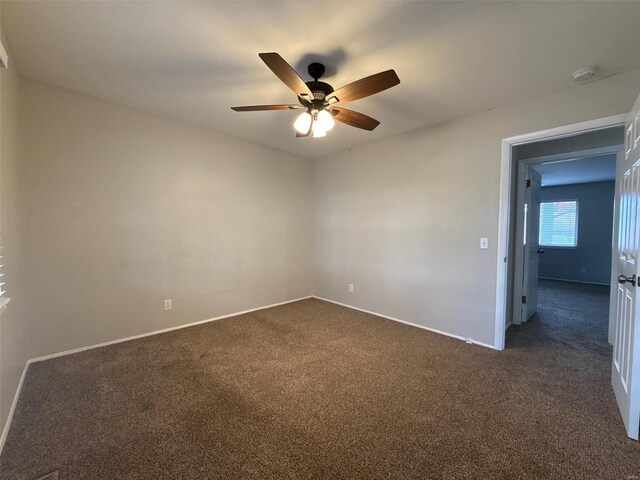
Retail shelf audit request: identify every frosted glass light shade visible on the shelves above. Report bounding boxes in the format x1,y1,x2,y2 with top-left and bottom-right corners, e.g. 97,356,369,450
316,109,335,131
312,127,326,138
294,112,312,133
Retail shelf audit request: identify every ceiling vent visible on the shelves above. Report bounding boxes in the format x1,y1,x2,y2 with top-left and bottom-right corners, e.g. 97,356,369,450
572,66,598,83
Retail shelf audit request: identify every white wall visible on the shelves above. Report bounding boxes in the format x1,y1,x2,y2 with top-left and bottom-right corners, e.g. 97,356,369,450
21,78,314,360
314,68,640,346
0,26,28,428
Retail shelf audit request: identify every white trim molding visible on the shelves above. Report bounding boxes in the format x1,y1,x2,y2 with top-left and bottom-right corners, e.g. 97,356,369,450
538,277,610,287
314,296,498,350
494,113,627,351
0,38,8,69
0,297,11,315
28,295,313,363
0,293,499,454
0,295,312,455
0,362,28,455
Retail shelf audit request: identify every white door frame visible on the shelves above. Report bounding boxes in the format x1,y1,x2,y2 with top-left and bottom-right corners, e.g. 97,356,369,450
494,113,628,350
609,150,625,345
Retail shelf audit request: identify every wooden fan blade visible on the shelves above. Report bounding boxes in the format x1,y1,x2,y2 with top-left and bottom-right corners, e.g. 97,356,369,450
327,70,400,105
231,104,302,111
332,107,380,131
259,52,313,98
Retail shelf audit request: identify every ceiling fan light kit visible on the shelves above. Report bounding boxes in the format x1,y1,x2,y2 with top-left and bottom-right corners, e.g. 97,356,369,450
294,109,335,138
231,53,400,138
312,128,327,138
316,109,335,131
294,111,312,134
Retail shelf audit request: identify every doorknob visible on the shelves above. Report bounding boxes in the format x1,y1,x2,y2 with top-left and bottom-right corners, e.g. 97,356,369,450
537,248,544,254
618,274,637,287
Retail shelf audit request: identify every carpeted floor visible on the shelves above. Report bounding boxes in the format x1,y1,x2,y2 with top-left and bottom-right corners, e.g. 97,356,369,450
2,280,639,479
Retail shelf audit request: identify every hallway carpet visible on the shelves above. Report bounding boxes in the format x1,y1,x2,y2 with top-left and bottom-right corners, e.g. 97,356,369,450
2,282,639,479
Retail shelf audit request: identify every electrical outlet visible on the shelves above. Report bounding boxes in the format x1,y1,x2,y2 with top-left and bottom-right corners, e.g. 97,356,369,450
480,237,489,249
164,299,172,311
349,283,354,293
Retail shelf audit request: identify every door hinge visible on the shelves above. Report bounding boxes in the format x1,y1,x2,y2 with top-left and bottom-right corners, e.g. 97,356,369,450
521,295,527,304
525,179,531,188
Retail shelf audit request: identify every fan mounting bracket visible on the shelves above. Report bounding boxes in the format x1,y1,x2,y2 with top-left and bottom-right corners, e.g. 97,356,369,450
308,62,325,81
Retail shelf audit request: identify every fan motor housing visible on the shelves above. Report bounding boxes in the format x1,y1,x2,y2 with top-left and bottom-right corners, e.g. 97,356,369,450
305,80,334,101
304,63,334,102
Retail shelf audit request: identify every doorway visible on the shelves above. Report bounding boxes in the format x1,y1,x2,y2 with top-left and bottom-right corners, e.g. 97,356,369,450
513,150,619,355
512,138,622,337
494,114,627,351
495,100,640,440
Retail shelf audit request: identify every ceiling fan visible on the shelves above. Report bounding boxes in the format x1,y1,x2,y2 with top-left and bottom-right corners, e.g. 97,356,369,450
231,53,400,138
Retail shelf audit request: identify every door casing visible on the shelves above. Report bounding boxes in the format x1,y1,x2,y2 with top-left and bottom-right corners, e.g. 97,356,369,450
494,113,627,351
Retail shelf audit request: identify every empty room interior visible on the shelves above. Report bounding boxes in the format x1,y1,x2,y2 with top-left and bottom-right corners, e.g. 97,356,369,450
1,1,640,479
505,127,625,416
534,153,617,344
509,127,622,348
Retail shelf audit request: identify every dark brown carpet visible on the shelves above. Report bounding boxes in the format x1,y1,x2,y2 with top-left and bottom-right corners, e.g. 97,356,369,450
2,282,640,479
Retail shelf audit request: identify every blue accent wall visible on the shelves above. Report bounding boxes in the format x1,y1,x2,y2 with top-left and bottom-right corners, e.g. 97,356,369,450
539,181,615,285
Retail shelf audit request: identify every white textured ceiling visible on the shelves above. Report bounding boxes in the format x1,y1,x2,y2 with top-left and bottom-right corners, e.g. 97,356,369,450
4,1,640,159
535,154,617,187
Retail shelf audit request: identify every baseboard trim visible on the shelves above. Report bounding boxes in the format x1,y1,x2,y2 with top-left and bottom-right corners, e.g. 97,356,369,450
0,294,313,455
0,361,29,455
29,295,313,364
312,296,498,350
2,294,494,454
539,277,610,287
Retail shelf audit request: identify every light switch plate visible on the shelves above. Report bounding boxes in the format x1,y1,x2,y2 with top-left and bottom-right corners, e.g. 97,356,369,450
480,237,489,249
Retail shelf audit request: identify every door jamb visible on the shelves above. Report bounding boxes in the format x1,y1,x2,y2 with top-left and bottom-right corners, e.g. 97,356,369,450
609,150,625,345
494,114,627,350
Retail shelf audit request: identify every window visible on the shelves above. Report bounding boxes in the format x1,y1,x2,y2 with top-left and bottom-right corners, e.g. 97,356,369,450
539,200,578,247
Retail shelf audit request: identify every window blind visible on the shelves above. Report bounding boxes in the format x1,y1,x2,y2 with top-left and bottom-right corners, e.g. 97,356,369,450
539,200,578,247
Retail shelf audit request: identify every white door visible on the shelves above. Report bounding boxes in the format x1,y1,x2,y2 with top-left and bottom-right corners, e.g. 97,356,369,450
613,95,640,440
520,167,542,323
